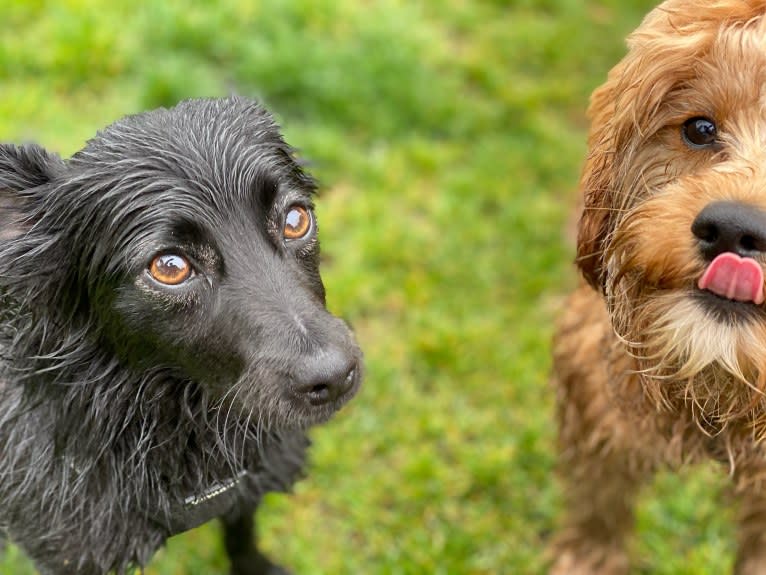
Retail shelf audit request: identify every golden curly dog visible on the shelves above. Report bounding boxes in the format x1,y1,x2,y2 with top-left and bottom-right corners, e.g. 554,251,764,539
551,1,766,573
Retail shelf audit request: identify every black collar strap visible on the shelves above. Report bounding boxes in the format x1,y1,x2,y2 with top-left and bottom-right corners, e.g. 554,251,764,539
161,470,249,534
66,457,250,535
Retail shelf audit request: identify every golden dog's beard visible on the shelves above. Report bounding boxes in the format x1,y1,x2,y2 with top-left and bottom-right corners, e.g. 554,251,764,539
606,241,766,434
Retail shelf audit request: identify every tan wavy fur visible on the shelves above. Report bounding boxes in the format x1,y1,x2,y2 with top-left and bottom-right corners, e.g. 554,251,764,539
552,1,766,573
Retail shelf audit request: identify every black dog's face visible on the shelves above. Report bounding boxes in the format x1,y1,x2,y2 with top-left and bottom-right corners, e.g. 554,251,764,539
1,97,361,428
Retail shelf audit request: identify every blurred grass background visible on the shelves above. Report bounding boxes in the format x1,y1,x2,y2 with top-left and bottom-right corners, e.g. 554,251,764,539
0,1,738,574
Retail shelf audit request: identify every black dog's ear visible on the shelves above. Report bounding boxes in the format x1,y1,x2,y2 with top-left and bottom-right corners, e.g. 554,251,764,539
0,143,60,240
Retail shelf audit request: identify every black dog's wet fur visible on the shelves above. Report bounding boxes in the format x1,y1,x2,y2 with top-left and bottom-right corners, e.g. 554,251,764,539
0,97,362,574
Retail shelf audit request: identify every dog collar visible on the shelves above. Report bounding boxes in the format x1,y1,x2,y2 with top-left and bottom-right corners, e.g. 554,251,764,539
163,469,249,534
183,471,246,508
66,457,249,535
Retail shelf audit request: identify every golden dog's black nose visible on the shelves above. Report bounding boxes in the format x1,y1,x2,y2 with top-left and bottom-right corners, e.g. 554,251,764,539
691,201,766,261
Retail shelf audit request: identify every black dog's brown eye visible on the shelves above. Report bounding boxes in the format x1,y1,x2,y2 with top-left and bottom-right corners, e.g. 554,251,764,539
148,254,192,285
283,206,312,240
682,117,718,148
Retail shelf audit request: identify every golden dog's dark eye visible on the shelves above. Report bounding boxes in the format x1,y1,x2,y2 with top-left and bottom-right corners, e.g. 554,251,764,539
283,205,312,240
148,254,192,285
682,117,718,148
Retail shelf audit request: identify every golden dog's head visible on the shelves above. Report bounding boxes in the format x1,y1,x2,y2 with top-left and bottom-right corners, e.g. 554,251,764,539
578,0,766,428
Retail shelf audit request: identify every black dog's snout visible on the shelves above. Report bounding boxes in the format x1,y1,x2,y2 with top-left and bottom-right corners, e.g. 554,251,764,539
293,348,358,406
691,201,766,261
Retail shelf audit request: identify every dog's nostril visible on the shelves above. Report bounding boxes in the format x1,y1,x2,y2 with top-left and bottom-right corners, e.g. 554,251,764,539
692,222,718,244
741,234,759,252
692,201,766,261
304,369,355,403
307,383,331,401
293,353,357,406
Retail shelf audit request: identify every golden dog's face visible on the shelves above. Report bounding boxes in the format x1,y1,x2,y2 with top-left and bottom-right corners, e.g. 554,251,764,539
577,1,766,421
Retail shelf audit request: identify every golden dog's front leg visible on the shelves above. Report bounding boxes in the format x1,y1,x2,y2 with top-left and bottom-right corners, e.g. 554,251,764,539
549,446,647,575
550,286,653,575
728,450,766,575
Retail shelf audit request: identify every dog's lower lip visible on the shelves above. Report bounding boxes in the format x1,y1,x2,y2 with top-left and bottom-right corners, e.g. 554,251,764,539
694,289,765,321
697,287,759,305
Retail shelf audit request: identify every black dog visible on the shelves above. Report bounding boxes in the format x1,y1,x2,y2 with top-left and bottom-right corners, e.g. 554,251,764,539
0,97,362,574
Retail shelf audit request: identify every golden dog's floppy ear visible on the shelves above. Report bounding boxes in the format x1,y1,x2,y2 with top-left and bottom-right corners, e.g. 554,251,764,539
575,75,623,291
575,43,682,290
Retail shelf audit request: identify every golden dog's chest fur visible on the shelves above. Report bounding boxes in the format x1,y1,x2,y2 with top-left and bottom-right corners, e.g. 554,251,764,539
551,2,766,574
553,285,766,574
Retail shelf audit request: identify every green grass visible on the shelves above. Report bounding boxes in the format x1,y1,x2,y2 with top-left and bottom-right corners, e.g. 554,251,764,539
0,1,737,574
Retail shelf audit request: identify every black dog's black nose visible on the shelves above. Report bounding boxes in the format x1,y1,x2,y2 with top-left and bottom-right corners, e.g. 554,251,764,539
293,348,358,406
691,201,766,261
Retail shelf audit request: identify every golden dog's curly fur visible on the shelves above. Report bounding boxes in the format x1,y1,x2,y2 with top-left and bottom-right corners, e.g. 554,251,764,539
552,1,766,573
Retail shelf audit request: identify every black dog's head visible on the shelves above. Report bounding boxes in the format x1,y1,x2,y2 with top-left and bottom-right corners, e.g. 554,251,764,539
0,96,361,429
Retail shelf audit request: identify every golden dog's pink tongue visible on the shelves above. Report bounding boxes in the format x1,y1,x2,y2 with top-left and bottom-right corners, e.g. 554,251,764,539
698,252,764,304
